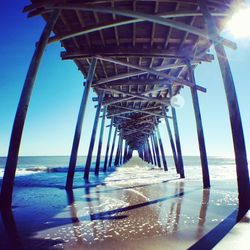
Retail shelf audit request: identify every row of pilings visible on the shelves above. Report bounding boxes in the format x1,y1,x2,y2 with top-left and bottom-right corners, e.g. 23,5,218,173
0,2,249,221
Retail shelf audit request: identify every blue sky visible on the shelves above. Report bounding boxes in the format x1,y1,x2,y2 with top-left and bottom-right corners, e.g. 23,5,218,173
1,0,250,158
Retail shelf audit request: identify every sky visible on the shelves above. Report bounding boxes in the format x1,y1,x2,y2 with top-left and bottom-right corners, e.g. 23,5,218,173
1,0,250,158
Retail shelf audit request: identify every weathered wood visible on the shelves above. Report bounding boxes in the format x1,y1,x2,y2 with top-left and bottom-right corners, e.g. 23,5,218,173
162,106,179,173
187,60,210,188
93,59,206,92
152,131,162,168
35,2,236,49
61,48,214,62
103,119,113,172
123,141,128,164
108,127,117,167
119,138,124,165
156,125,168,171
199,0,250,213
95,106,107,176
0,10,60,208
150,135,157,166
66,58,97,189
50,10,228,44
147,139,154,164
114,134,121,166
84,91,104,180
171,106,185,178
96,55,204,90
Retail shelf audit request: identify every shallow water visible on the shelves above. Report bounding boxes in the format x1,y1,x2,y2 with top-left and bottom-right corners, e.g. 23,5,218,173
0,157,242,250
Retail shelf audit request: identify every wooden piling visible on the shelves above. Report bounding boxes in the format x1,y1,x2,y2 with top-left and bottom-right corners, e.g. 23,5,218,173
171,106,185,178
156,125,168,171
108,127,117,167
66,58,97,189
84,91,104,180
187,60,210,188
95,106,107,176
162,106,179,173
199,0,250,212
0,10,60,207
123,141,128,164
153,131,162,168
150,135,157,165
103,119,113,172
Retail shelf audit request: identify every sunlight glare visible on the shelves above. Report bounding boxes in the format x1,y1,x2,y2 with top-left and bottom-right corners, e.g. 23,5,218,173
226,7,250,38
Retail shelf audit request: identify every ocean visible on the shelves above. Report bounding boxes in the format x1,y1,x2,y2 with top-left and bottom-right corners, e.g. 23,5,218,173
0,155,238,179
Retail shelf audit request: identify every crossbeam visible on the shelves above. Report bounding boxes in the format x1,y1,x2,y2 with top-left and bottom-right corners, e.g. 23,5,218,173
24,3,236,49
102,85,170,106
96,86,170,106
109,104,166,118
61,48,214,62
92,60,206,92
48,10,228,44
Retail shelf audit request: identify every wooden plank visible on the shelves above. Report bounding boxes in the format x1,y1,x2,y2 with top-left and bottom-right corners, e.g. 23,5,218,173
61,48,214,62
95,56,206,92
27,2,236,49
48,10,228,44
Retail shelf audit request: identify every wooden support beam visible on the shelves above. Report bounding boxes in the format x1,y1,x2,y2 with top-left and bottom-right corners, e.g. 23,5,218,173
109,104,166,119
171,106,185,178
95,56,206,92
199,0,250,214
102,85,170,107
152,132,162,168
156,125,168,171
95,106,107,176
108,127,117,167
119,138,123,165
162,106,179,173
114,134,121,166
146,139,153,164
103,119,113,172
0,10,60,208
187,60,210,188
97,86,170,106
123,141,128,164
66,58,97,189
150,135,157,166
61,47,214,62
29,2,236,49
48,10,228,44
84,91,104,180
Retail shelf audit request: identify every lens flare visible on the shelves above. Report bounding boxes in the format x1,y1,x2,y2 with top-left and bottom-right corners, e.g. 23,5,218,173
226,7,250,38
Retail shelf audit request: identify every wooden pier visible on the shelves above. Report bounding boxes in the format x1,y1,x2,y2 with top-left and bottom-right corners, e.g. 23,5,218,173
1,0,249,220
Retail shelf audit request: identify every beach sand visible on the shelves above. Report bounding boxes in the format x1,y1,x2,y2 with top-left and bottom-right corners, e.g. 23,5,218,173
0,157,247,250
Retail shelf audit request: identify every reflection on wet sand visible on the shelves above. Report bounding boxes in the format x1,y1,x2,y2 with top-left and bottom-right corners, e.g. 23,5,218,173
196,189,210,238
0,159,239,250
1,209,23,250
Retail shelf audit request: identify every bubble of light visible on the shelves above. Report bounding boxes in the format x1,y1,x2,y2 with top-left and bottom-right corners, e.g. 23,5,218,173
170,95,185,109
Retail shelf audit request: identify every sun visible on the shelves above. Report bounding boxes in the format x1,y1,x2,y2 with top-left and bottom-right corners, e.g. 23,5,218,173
226,6,250,38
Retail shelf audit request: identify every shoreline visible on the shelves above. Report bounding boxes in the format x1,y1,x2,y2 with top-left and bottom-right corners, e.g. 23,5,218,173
0,157,245,249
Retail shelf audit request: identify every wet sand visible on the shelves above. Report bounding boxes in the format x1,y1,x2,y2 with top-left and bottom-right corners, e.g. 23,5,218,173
0,157,244,249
